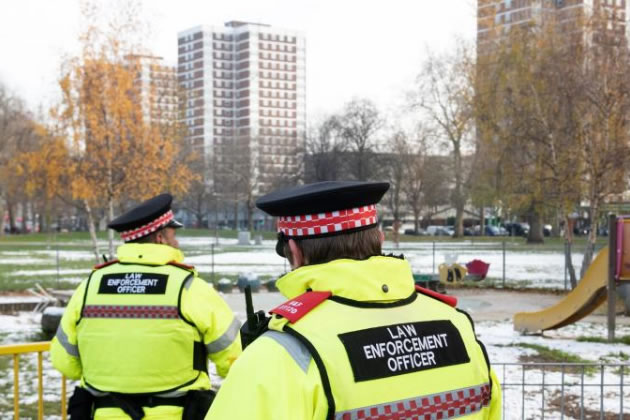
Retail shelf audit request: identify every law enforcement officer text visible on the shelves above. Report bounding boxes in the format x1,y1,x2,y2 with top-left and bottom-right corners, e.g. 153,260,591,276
106,274,160,294
338,320,469,382
362,324,448,372
98,273,169,295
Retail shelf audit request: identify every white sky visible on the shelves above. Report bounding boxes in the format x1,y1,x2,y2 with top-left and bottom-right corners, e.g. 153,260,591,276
0,0,477,120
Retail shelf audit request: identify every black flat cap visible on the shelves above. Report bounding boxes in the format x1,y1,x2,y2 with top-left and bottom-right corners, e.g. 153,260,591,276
108,193,183,242
256,181,390,256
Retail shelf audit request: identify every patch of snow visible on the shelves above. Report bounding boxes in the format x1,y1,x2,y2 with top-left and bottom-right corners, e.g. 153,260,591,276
10,268,90,276
0,258,48,265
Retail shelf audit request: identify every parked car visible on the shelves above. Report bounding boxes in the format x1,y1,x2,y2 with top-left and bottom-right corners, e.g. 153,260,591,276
484,225,501,236
435,226,454,236
503,222,530,237
543,224,553,237
463,226,476,236
404,228,427,236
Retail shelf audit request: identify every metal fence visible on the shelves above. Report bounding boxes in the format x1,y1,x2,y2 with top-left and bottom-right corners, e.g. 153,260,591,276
495,362,630,419
381,240,608,291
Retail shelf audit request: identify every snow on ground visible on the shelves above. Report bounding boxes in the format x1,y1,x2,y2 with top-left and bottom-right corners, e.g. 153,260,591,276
0,240,597,289
11,268,90,277
0,238,626,417
0,311,628,419
0,258,49,265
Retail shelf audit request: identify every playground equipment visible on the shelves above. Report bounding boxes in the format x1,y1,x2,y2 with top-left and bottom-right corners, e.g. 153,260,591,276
514,215,630,334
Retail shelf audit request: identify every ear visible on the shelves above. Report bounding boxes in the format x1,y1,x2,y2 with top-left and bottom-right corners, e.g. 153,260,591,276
154,230,165,245
379,229,385,244
288,239,304,269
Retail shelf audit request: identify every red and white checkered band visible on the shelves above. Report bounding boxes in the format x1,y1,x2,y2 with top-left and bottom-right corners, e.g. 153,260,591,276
335,382,491,420
277,205,378,238
83,305,180,319
120,210,174,242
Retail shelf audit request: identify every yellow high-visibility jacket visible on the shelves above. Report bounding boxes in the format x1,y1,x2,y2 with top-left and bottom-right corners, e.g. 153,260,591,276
51,243,241,419
207,256,501,420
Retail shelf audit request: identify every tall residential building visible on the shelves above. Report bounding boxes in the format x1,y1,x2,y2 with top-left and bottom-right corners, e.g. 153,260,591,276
177,21,306,195
125,54,178,125
478,0,629,53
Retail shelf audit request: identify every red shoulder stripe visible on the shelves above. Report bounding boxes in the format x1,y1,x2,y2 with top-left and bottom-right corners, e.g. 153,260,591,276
168,261,195,270
415,285,457,307
93,259,119,270
270,291,332,323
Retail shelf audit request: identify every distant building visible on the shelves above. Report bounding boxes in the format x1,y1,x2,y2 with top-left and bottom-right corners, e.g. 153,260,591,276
177,21,306,195
124,54,178,125
477,0,629,54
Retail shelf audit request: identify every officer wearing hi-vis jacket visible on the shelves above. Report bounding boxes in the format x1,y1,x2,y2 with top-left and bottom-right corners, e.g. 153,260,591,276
51,194,241,420
207,181,501,420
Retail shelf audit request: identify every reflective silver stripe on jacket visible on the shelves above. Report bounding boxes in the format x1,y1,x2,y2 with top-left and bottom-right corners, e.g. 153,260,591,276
262,330,312,373
205,317,241,354
334,382,491,420
55,324,79,357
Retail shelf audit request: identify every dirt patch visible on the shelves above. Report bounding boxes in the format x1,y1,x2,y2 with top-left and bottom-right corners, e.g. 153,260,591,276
547,392,630,420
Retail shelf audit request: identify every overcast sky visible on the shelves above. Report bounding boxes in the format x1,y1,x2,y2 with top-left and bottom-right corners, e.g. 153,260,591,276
0,0,477,120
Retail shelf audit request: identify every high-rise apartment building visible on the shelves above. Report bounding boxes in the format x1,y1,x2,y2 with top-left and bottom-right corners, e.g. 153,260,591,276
177,21,306,195
125,54,178,125
478,0,629,52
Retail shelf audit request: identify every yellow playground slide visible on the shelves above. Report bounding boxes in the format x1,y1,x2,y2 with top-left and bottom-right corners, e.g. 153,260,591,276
513,247,609,333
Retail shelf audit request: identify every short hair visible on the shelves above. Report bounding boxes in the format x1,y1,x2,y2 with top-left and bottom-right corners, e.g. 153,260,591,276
284,227,382,266
128,229,161,244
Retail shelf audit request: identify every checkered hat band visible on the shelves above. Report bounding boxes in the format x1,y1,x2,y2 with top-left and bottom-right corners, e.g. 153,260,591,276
120,210,174,242
277,205,378,237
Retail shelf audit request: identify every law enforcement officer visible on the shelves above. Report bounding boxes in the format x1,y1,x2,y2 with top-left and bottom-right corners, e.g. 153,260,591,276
207,181,501,420
51,194,241,420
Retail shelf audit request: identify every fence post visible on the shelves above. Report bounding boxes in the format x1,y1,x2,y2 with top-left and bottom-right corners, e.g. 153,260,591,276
608,214,617,342
564,239,569,290
55,233,60,289
211,243,215,285
502,240,506,288
432,241,436,275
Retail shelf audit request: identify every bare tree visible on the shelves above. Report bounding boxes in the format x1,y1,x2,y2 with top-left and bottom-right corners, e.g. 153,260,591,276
412,45,476,237
403,126,429,233
383,131,409,247
305,116,346,182
337,98,383,181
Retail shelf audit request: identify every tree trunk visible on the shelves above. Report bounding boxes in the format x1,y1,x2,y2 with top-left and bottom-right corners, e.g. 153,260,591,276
580,205,598,280
85,200,101,263
0,195,5,236
393,219,400,249
107,196,115,259
453,142,464,238
233,201,239,231
413,207,420,233
454,199,464,237
247,194,254,232
527,208,544,244
564,216,577,288
7,201,16,233
479,206,485,235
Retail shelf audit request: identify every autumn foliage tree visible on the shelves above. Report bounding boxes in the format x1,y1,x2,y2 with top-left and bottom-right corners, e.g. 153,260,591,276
475,14,630,285
51,1,195,260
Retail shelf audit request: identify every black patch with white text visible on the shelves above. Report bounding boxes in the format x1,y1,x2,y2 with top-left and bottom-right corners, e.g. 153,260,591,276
338,320,469,382
98,273,168,295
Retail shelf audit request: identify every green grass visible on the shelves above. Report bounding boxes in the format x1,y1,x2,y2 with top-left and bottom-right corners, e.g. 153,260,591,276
514,343,593,364
503,342,597,373
576,335,630,345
